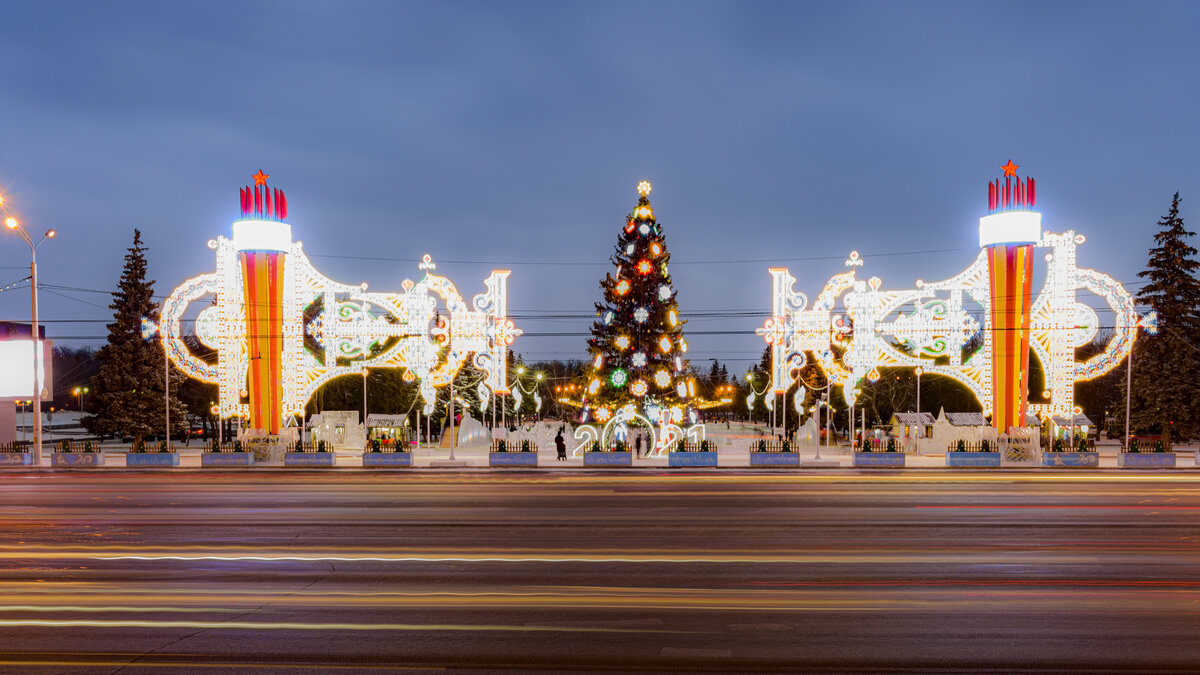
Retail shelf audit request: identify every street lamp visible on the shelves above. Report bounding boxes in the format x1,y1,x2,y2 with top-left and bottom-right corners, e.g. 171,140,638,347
914,365,923,451
73,386,88,412
3,199,55,466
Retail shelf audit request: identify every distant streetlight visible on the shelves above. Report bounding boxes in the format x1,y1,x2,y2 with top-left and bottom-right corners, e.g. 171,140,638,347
73,386,89,412
3,197,54,466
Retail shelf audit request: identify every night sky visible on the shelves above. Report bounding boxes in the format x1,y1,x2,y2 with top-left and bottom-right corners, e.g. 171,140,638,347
0,1,1196,378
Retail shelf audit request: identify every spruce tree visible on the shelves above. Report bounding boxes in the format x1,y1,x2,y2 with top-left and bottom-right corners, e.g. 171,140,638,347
85,230,187,445
1125,193,1200,448
584,181,695,426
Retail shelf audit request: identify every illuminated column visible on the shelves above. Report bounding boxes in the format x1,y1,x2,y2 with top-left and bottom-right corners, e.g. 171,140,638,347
234,170,291,434
979,160,1040,434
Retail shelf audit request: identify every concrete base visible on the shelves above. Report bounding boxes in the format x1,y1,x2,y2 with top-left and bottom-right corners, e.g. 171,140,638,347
1118,453,1175,468
1041,451,1099,467
429,460,471,468
52,452,104,468
363,452,413,467
749,452,799,467
801,459,840,468
490,452,538,467
584,451,633,467
284,452,336,467
668,451,718,467
853,452,905,467
0,452,34,466
201,452,254,467
126,453,180,467
946,451,1002,467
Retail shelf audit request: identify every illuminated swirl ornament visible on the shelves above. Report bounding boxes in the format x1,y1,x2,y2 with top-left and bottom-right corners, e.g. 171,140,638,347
759,164,1152,428
610,369,628,388
152,172,522,433
654,369,671,388
630,380,648,397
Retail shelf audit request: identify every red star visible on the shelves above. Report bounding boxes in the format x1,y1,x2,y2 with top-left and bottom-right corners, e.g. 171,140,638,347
1000,160,1019,177
252,169,270,186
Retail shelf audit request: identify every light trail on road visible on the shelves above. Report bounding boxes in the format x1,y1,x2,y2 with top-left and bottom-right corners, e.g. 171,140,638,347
4,470,1200,671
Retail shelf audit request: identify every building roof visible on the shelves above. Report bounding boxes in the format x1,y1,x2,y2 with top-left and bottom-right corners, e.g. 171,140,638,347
893,412,935,426
942,412,988,427
366,414,407,427
1049,413,1094,427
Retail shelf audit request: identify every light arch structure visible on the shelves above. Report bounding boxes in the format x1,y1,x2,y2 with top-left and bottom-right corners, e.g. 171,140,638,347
148,173,521,434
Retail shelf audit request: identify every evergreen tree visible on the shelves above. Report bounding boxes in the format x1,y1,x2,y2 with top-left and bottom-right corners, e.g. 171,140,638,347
84,230,187,445
584,181,695,424
1123,193,1200,448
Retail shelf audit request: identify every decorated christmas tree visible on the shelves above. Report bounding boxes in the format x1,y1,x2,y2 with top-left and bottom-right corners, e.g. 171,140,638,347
584,181,695,427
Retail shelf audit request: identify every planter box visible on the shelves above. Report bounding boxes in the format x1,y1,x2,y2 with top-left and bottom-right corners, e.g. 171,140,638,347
126,452,180,467
201,452,254,467
854,452,905,468
0,452,35,466
1118,452,1175,468
362,452,413,467
669,451,718,467
749,452,800,467
1041,451,1099,467
490,452,538,467
946,451,1002,467
584,451,632,467
285,452,336,467
52,452,105,468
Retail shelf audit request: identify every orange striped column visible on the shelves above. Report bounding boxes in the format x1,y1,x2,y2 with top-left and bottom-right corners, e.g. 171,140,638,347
239,251,285,434
979,160,1041,435
233,170,292,435
987,243,1033,433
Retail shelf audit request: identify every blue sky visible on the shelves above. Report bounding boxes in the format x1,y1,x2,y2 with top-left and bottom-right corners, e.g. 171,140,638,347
0,0,1196,375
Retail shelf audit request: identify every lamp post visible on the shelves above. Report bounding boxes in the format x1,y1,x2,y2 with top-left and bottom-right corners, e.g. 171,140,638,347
73,386,88,413
914,365,923,452
3,201,55,466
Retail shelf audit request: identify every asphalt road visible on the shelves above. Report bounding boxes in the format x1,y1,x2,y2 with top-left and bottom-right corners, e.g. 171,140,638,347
2,469,1200,673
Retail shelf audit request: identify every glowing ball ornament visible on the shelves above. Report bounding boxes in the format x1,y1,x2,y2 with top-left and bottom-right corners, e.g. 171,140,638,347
610,369,628,388
616,279,631,296
602,310,615,325
634,307,649,323
630,380,648,397
654,369,671,387
588,378,601,394
631,352,647,367
614,335,630,350
659,336,673,353
637,259,653,275
595,407,612,422
658,285,671,301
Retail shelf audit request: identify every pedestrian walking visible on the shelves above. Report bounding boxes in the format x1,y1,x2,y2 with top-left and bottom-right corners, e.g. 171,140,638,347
635,432,643,458
555,431,566,461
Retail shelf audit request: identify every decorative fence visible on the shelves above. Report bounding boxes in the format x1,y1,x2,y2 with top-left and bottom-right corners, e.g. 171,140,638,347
491,439,538,453
0,441,31,453
674,440,713,453
366,438,410,453
946,441,998,453
749,440,795,453
858,438,903,453
1124,437,1170,453
205,441,246,453
1045,437,1096,452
